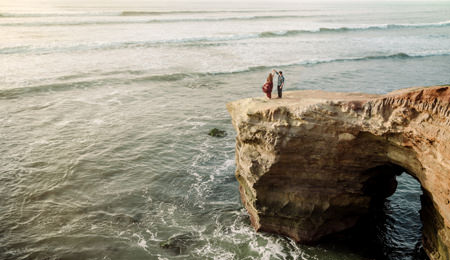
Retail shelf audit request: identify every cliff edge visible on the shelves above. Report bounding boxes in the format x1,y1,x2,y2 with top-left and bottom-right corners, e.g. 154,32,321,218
227,86,450,260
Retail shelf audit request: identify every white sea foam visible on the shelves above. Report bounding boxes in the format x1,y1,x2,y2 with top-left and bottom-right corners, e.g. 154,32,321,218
133,233,148,250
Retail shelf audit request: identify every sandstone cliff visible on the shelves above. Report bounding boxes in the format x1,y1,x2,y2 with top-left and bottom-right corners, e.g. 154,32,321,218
227,86,450,260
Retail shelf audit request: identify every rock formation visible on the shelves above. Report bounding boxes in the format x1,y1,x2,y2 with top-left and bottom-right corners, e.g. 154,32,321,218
227,86,450,260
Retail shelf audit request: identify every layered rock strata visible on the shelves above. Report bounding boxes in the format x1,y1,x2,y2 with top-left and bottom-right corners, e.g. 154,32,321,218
227,86,450,260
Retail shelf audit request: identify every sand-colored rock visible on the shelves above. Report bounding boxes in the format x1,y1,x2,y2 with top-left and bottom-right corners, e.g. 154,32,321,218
227,86,450,260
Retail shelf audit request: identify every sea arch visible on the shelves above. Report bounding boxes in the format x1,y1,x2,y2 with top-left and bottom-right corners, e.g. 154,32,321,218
228,86,450,260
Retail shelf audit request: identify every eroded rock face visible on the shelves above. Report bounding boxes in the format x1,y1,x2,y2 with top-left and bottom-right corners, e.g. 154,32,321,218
227,86,450,260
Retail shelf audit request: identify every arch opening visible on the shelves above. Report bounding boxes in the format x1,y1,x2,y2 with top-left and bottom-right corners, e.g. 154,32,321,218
375,172,428,259
356,166,429,260
316,166,430,260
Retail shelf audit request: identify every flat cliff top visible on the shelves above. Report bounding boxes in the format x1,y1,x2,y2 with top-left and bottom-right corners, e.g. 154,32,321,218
229,90,377,109
227,86,450,116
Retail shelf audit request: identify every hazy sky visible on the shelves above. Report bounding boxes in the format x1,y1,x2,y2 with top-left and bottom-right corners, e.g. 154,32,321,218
1,0,449,3
1,0,448,11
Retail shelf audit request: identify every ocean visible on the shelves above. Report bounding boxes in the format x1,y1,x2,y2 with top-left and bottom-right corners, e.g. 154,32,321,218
1,0,449,259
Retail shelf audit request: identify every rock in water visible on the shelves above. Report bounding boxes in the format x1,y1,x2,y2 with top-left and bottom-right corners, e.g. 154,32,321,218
227,86,450,260
208,128,227,137
159,232,198,255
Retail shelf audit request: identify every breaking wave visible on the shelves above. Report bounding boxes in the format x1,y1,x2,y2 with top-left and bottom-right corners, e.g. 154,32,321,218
1,16,449,28
259,21,450,37
2,52,448,99
0,15,316,27
2,20,450,55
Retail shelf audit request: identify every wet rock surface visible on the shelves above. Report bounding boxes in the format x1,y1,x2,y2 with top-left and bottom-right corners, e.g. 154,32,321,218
159,232,199,255
208,128,227,137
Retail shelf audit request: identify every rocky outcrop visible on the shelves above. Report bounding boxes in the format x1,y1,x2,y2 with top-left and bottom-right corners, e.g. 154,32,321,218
227,86,450,260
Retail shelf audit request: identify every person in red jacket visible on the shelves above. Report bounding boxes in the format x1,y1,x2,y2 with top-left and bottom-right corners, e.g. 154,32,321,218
262,72,274,99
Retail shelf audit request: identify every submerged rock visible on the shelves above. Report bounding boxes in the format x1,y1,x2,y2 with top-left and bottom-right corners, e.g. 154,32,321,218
112,213,139,225
227,86,450,260
208,128,227,137
159,232,198,255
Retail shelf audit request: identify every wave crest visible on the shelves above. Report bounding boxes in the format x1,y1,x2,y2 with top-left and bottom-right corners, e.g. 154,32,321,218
258,21,450,37
1,52,447,99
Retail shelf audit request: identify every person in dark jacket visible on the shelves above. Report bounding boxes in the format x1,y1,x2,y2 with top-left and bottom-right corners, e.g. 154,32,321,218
273,69,285,98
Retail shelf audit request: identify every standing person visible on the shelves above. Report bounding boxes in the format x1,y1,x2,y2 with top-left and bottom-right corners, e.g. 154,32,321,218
262,72,274,99
273,69,285,98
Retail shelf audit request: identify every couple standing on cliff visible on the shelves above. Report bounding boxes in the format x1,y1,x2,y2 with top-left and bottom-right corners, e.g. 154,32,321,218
262,69,285,99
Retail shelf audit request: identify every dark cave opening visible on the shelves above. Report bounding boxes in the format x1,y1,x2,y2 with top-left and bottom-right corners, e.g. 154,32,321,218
319,165,429,260
360,166,429,260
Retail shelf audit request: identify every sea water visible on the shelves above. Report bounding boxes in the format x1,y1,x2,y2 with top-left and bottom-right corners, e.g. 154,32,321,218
1,0,449,259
